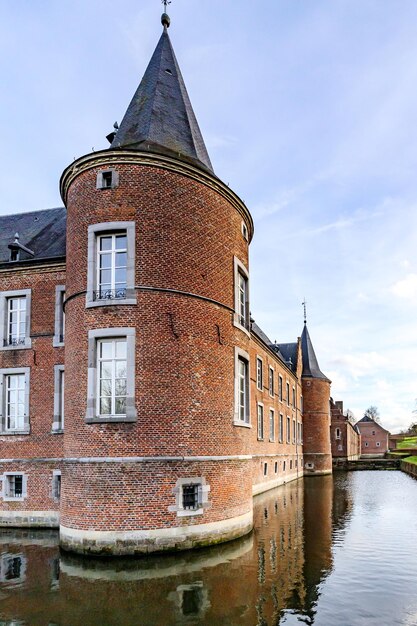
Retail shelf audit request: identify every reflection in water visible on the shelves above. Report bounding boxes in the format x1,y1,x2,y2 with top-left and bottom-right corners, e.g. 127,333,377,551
0,472,416,625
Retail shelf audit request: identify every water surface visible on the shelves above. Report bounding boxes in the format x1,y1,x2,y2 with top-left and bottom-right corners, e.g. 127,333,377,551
0,471,416,625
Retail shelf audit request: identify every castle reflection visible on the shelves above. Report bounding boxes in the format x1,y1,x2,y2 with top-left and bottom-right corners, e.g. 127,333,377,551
0,476,352,626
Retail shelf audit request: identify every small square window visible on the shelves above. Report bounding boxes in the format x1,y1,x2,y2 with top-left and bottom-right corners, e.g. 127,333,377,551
182,484,199,510
96,169,119,190
2,473,27,501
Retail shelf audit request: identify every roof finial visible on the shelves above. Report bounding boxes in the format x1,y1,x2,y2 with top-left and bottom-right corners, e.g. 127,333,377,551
161,0,171,28
302,298,307,324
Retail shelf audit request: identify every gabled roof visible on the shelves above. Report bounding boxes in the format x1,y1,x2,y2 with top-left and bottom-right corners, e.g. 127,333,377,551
355,417,390,433
110,22,213,174
251,321,297,372
300,323,330,381
0,207,66,265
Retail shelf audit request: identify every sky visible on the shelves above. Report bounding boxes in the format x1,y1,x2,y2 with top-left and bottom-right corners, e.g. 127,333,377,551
1,0,417,432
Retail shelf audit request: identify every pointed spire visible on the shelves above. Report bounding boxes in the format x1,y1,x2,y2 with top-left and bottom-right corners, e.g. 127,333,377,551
301,324,330,381
109,16,213,173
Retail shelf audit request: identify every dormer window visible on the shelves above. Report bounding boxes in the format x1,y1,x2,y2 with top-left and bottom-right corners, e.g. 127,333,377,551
96,169,119,190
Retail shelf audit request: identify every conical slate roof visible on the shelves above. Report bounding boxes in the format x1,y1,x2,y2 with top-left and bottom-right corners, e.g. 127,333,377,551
110,21,213,173
301,323,330,381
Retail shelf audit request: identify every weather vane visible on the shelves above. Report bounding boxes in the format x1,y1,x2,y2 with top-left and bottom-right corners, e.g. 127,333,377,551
162,0,171,11
302,298,307,323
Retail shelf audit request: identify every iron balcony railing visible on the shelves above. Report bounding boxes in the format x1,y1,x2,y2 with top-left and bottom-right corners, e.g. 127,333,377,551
93,288,127,301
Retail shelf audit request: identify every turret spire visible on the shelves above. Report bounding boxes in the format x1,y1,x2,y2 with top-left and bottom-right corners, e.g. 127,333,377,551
301,323,330,381
109,2,213,173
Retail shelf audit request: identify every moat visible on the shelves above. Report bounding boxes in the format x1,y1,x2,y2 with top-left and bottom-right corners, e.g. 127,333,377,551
0,471,416,626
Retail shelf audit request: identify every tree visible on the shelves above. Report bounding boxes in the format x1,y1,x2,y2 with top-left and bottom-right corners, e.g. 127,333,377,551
406,422,417,435
363,405,380,423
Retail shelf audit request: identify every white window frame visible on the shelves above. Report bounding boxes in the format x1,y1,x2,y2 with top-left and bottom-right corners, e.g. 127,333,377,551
279,413,284,443
86,328,136,423
1,472,28,501
52,365,65,433
168,477,211,518
278,375,283,402
0,290,32,351
53,285,65,347
335,427,341,440
286,416,291,444
257,402,264,440
234,347,251,427
269,408,275,442
0,368,30,435
292,386,296,408
233,257,250,335
86,222,136,308
256,356,263,391
376,442,380,447
292,418,296,444
269,366,274,397
286,382,290,406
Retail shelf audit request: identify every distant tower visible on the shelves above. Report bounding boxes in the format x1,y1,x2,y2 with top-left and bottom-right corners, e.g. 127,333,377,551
59,10,254,555
301,322,332,475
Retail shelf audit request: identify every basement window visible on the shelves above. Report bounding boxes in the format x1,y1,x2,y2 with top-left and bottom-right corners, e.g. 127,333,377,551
169,477,211,518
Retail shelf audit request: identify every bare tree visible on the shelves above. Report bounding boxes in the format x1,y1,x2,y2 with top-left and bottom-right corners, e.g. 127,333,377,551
345,409,356,425
364,406,380,423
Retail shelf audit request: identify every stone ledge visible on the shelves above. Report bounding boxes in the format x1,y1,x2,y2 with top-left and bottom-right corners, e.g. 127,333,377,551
59,511,253,556
0,510,59,528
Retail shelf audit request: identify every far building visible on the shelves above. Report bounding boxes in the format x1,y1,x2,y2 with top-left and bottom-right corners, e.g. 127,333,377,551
330,400,360,461
355,416,390,457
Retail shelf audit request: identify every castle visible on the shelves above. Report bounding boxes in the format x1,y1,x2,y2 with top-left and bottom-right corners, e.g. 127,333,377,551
0,12,334,555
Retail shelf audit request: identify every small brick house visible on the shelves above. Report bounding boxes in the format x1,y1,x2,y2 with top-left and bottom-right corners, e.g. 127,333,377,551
355,416,390,457
0,10,334,555
330,400,360,461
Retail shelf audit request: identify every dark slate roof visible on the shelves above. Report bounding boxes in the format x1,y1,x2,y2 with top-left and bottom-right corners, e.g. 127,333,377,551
355,416,390,433
300,323,330,381
277,343,298,372
110,26,213,174
251,321,295,371
0,208,66,264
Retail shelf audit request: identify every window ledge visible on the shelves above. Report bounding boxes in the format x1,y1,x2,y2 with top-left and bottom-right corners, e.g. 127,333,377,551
52,339,65,348
176,508,204,518
233,319,251,337
233,420,252,429
51,429,64,434
3,497,26,502
0,342,32,351
86,298,137,309
0,430,30,436
85,416,137,424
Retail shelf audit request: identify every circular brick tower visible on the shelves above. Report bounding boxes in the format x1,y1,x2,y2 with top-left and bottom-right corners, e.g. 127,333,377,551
59,14,254,555
300,322,332,475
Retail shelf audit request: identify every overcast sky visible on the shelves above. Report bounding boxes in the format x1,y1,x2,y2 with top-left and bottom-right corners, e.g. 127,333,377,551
1,0,417,432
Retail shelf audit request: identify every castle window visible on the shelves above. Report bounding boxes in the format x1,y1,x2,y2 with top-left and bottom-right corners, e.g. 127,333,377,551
0,289,32,351
2,473,27,501
52,471,61,501
256,357,263,390
376,442,380,447
86,222,136,308
279,375,283,401
286,416,291,443
169,477,211,518
293,418,296,444
269,367,274,397
241,221,248,241
257,403,264,440
279,413,284,442
269,408,275,442
53,285,65,347
263,462,268,476
96,169,119,190
283,461,286,471
234,348,250,427
292,386,296,408
274,461,278,473
335,427,341,440
300,395,303,413
0,368,30,434
85,328,136,423
52,365,64,433
286,382,290,406
233,257,249,333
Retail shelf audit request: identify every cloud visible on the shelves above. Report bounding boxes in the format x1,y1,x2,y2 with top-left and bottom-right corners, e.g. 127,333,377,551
391,273,417,300
329,352,389,379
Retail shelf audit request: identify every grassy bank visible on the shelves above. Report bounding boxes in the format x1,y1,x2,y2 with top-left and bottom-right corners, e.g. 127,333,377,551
397,436,417,449
404,456,417,465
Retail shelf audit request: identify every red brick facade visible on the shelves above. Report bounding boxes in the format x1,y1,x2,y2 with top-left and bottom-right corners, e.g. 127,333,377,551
355,419,389,457
330,400,360,461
